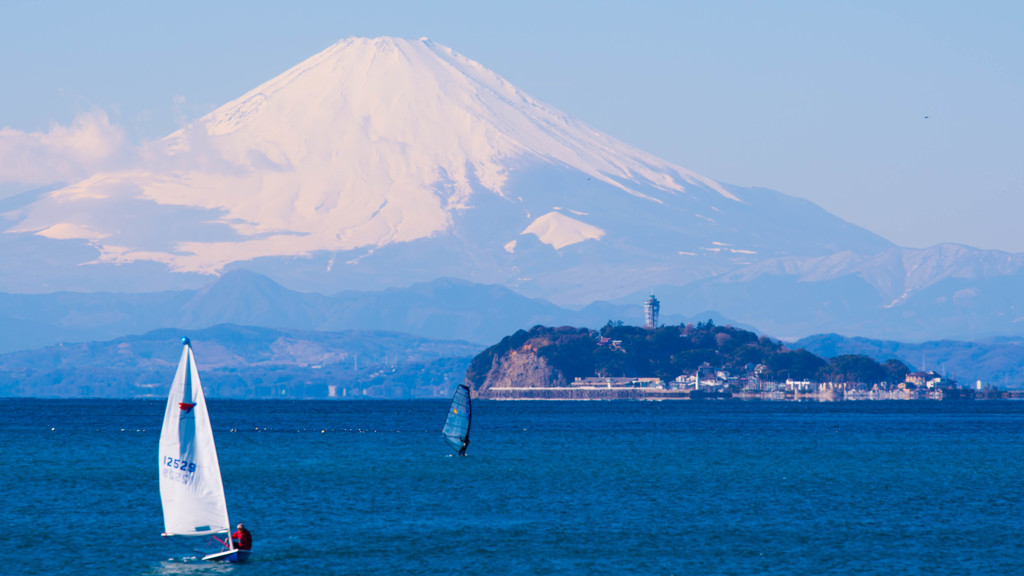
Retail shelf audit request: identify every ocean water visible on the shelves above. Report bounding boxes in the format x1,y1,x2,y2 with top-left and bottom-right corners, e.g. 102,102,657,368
3,399,1024,575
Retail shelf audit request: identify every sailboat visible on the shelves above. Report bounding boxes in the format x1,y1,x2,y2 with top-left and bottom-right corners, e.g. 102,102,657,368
442,384,472,456
158,337,251,563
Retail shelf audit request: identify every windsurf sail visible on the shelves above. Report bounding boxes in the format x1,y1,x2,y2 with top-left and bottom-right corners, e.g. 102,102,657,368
159,337,246,562
442,384,472,455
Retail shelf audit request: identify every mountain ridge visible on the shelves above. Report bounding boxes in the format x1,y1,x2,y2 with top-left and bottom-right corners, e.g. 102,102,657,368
4,272,1024,395
0,323,480,398
1,270,728,354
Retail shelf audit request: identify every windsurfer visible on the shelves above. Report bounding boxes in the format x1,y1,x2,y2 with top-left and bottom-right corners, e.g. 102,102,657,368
232,523,252,550
459,439,469,456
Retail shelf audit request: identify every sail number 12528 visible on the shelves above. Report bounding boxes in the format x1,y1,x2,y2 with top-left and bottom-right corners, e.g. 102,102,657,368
164,456,196,473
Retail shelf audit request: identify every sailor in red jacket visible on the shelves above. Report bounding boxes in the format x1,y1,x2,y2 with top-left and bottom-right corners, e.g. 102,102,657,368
232,523,252,550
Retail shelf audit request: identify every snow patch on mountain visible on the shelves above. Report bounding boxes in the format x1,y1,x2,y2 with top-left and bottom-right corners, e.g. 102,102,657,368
520,211,605,250
37,222,107,241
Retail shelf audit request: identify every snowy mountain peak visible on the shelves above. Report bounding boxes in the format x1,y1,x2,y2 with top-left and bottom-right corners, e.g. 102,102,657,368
4,36,892,301
11,36,743,273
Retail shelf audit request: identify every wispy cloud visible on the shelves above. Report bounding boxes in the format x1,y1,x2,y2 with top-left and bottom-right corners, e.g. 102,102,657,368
0,110,133,185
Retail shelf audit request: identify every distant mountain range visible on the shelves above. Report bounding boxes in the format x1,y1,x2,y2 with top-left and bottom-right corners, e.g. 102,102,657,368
4,318,1023,399
794,333,1024,390
4,269,1024,393
0,324,481,398
0,270,742,354
647,243,1024,342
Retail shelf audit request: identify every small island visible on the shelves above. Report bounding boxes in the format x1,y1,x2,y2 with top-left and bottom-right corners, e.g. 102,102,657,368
466,321,995,401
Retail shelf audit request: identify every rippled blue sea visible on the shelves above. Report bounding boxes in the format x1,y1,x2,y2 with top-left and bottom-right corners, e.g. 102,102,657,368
3,399,1024,575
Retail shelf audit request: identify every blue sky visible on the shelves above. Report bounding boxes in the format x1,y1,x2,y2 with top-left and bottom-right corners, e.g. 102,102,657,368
2,0,1022,251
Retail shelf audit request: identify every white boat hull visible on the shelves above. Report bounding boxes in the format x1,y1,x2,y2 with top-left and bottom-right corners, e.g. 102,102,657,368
203,549,251,563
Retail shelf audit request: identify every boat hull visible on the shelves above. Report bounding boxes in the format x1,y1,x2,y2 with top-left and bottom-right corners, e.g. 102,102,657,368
203,549,251,563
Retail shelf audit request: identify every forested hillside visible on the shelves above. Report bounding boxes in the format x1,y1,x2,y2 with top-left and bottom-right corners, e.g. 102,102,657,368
467,322,910,390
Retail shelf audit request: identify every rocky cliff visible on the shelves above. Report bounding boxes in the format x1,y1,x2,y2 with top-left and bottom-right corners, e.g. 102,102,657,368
465,327,576,394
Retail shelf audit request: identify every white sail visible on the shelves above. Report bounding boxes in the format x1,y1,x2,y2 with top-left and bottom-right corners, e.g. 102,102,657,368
158,340,231,537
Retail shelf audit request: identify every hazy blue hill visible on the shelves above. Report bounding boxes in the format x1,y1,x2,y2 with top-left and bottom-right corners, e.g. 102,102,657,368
0,272,570,353
795,333,1024,389
177,270,328,329
883,275,1024,341
3,270,734,354
635,275,886,340
0,289,195,352
321,277,570,342
0,324,481,399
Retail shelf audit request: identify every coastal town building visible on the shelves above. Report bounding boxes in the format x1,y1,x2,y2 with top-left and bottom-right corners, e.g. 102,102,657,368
483,366,991,401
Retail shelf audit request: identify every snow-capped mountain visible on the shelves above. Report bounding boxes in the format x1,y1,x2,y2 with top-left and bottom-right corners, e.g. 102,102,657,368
3,37,890,302
7,35,1024,343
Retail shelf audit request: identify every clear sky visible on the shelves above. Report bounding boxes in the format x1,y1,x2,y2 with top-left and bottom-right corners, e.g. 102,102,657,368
2,0,1022,252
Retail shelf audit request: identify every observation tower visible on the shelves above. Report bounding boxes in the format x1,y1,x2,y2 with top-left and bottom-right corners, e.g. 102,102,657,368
644,294,660,329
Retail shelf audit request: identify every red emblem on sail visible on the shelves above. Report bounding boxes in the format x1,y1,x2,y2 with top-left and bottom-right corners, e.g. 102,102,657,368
179,402,195,413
